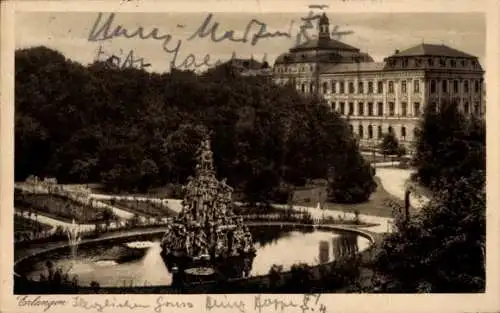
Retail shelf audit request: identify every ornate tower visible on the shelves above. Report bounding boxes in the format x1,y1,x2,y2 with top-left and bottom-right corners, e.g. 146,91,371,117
318,13,330,41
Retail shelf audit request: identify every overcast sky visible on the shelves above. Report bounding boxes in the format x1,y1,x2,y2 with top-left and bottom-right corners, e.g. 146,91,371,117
15,11,485,73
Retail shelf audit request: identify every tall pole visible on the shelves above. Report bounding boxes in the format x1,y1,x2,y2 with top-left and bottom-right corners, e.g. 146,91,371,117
315,49,320,103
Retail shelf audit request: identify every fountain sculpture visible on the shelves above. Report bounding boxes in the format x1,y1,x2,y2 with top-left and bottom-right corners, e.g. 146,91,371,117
160,137,256,283
66,219,82,261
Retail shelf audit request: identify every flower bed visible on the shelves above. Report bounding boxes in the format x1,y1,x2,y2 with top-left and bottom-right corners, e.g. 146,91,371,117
14,215,52,233
14,193,112,223
101,198,177,218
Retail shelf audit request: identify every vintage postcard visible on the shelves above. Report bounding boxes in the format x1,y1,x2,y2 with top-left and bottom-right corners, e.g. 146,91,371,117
1,0,499,312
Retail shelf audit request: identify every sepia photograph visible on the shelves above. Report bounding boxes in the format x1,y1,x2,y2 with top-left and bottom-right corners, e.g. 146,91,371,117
2,0,496,307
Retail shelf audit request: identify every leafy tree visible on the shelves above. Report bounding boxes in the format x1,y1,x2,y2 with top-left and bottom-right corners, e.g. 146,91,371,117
139,159,159,192
380,131,404,156
15,46,376,203
370,101,486,292
328,139,377,203
413,101,485,191
372,172,485,292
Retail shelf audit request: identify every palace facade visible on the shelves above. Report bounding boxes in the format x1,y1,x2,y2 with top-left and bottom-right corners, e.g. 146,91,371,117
272,13,485,151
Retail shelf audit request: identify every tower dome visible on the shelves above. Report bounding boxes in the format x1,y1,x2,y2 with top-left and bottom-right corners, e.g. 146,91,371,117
318,13,330,40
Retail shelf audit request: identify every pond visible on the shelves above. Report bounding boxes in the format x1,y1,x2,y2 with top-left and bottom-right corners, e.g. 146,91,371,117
18,225,371,288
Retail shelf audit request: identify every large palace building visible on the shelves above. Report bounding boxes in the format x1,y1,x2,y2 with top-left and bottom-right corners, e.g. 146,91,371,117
272,13,485,151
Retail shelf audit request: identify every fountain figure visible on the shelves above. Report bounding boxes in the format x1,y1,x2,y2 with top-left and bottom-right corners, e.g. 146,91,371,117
66,219,82,261
160,135,256,282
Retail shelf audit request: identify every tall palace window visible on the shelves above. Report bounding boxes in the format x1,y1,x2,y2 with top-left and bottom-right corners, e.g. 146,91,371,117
358,102,364,116
401,102,407,116
453,80,459,93
358,81,364,94
442,80,448,93
388,81,394,93
430,80,436,93
348,102,354,115
349,82,355,94
389,102,395,116
414,102,421,116
414,79,420,93
378,102,384,116
368,81,374,94
377,81,383,94
401,80,407,93
339,81,345,94
331,81,336,93
368,102,373,116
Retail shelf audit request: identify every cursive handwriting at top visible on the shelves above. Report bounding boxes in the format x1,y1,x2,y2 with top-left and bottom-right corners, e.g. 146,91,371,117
95,45,151,70
187,13,294,46
88,13,182,59
87,9,354,71
330,25,355,40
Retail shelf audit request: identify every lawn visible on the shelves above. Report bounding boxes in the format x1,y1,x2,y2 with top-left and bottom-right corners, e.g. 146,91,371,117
100,199,178,218
14,193,113,223
321,177,415,218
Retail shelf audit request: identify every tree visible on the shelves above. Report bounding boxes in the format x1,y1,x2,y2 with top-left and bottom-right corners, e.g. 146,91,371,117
380,131,404,156
328,138,377,203
372,172,485,292
139,159,159,192
368,100,486,293
413,101,485,191
15,46,376,203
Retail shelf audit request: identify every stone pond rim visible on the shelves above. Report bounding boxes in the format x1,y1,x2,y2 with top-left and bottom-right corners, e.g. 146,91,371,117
13,223,376,280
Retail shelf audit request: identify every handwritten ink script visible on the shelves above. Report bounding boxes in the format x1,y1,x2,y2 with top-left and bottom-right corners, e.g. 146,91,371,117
16,294,326,313
72,296,194,313
88,6,354,71
16,295,194,313
95,45,151,70
206,294,327,313
17,296,66,312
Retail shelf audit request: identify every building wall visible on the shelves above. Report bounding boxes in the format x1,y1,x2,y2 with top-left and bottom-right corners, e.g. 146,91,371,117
273,67,484,152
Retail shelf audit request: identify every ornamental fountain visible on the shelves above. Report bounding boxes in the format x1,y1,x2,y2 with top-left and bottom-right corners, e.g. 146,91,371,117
66,219,82,261
160,137,256,283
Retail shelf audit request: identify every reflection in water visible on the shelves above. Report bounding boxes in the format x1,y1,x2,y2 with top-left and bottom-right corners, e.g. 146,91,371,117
319,241,329,264
23,228,370,287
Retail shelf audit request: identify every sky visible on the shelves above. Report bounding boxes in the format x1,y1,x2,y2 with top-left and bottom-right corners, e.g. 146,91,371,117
15,11,485,73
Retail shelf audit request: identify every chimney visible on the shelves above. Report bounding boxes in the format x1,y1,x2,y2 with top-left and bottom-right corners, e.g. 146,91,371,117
394,49,400,54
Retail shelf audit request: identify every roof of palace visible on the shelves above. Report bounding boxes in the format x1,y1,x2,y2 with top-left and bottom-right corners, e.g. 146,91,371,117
275,49,374,65
289,38,360,53
390,43,476,58
320,62,386,74
226,58,268,70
